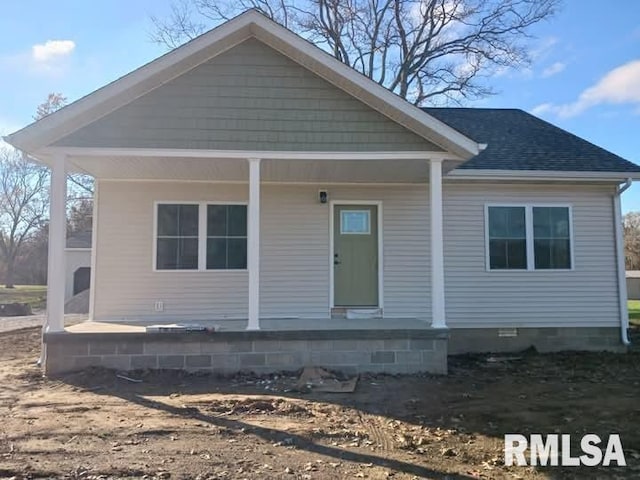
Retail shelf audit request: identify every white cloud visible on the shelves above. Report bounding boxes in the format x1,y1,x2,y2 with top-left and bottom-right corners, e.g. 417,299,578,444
531,60,640,118
541,61,566,78
32,40,75,62
531,37,559,61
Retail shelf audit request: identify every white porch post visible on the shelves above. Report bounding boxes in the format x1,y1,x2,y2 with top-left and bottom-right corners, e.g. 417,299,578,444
430,159,446,328
247,158,261,330
46,154,67,332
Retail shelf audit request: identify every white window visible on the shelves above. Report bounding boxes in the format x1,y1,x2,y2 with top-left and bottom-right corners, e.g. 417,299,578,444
155,203,247,271
485,204,572,271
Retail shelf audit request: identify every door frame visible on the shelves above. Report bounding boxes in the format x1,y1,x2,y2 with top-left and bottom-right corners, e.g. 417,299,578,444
329,200,384,310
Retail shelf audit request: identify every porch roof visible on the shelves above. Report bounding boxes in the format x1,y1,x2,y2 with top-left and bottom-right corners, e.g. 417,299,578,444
58,151,459,183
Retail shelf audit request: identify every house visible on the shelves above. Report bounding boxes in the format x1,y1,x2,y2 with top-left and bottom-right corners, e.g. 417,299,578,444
4,11,640,376
65,231,91,301
626,271,640,300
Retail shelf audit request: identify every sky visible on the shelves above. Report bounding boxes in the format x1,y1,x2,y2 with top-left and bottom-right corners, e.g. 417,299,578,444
0,1,639,210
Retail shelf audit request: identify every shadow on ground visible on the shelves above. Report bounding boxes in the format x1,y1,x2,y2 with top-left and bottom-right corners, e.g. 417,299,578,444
53,343,640,480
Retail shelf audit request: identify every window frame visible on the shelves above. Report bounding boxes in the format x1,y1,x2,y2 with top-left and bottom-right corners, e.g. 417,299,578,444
153,201,249,272
484,203,574,272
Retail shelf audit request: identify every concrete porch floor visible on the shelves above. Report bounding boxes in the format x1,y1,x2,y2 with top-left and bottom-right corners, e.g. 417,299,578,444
65,317,434,333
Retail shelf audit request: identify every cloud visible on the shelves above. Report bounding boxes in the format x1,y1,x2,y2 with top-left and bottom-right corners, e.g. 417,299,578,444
32,40,75,62
531,59,640,118
541,61,566,78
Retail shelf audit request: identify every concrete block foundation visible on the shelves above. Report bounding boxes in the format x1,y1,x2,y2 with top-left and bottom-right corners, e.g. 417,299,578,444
43,328,449,376
448,327,625,354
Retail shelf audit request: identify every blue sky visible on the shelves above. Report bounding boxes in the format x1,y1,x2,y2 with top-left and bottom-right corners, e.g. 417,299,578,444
0,1,638,210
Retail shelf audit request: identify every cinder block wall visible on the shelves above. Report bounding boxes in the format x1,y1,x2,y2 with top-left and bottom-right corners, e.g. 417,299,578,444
448,327,624,354
44,330,449,376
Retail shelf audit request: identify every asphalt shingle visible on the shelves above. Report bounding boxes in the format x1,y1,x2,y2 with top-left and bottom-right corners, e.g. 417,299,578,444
423,107,640,173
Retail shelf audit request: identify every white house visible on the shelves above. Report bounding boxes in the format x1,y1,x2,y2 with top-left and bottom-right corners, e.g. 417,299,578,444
5,11,639,375
65,231,91,301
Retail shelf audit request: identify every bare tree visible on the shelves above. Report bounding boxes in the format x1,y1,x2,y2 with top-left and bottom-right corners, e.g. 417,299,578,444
151,0,559,104
68,198,93,235
624,212,640,271
34,93,68,120
0,148,48,288
34,94,95,198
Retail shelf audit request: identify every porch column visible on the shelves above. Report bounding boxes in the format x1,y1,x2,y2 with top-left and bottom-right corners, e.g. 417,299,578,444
47,154,67,332
247,158,261,330
430,159,446,328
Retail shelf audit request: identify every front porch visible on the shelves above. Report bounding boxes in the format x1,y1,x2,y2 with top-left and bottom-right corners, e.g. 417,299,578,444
45,318,448,376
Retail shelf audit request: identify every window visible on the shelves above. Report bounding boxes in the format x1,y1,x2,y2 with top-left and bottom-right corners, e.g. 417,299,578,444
340,210,371,234
487,206,527,269
533,207,571,269
155,203,247,271
207,205,247,269
486,205,572,271
156,204,199,270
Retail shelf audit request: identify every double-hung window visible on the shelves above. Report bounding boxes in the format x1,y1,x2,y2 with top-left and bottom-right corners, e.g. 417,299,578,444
155,203,247,271
156,204,199,270
206,205,247,269
486,204,572,271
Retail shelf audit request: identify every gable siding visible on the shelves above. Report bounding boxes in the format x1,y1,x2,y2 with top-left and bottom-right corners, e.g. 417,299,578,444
443,183,619,328
54,39,440,152
92,181,431,322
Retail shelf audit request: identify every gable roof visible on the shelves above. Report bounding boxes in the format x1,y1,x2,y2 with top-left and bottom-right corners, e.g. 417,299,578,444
5,10,479,160
425,108,640,174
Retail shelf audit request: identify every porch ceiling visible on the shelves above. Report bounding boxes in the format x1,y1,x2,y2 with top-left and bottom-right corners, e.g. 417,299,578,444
67,155,461,183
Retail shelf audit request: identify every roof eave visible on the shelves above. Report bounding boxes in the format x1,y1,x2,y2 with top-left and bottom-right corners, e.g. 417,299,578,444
446,168,640,182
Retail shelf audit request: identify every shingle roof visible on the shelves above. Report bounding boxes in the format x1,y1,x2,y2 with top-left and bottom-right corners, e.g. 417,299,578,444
423,107,640,173
66,231,92,249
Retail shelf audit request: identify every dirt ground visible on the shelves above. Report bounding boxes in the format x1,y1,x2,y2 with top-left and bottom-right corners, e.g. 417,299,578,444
0,328,639,480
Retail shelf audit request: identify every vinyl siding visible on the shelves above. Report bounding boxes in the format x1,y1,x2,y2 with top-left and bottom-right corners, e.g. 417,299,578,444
54,39,440,152
443,183,619,327
92,181,431,322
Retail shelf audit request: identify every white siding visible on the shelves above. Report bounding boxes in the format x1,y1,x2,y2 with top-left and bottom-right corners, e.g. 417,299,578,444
93,181,431,322
443,183,619,327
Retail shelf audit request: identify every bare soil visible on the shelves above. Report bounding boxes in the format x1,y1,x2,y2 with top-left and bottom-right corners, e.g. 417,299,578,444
1,327,639,480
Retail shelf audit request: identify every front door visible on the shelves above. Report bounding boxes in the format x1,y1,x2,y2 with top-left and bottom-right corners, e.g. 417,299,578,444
333,205,379,307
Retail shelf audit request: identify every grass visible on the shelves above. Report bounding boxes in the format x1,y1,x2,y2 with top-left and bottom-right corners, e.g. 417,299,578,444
0,285,47,311
628,300,640,327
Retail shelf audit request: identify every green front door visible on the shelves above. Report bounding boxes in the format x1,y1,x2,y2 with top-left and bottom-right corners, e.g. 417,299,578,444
333,205,379,307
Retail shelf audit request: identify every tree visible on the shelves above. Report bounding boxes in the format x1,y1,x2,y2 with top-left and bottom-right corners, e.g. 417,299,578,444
151,0,559,104
34,93,68,120
0,148,48,288
34,94,95,198
68,198,93,235
624,212,640,270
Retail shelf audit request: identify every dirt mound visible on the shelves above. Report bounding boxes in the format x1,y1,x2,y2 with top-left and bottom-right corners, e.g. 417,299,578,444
64,289,89,314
